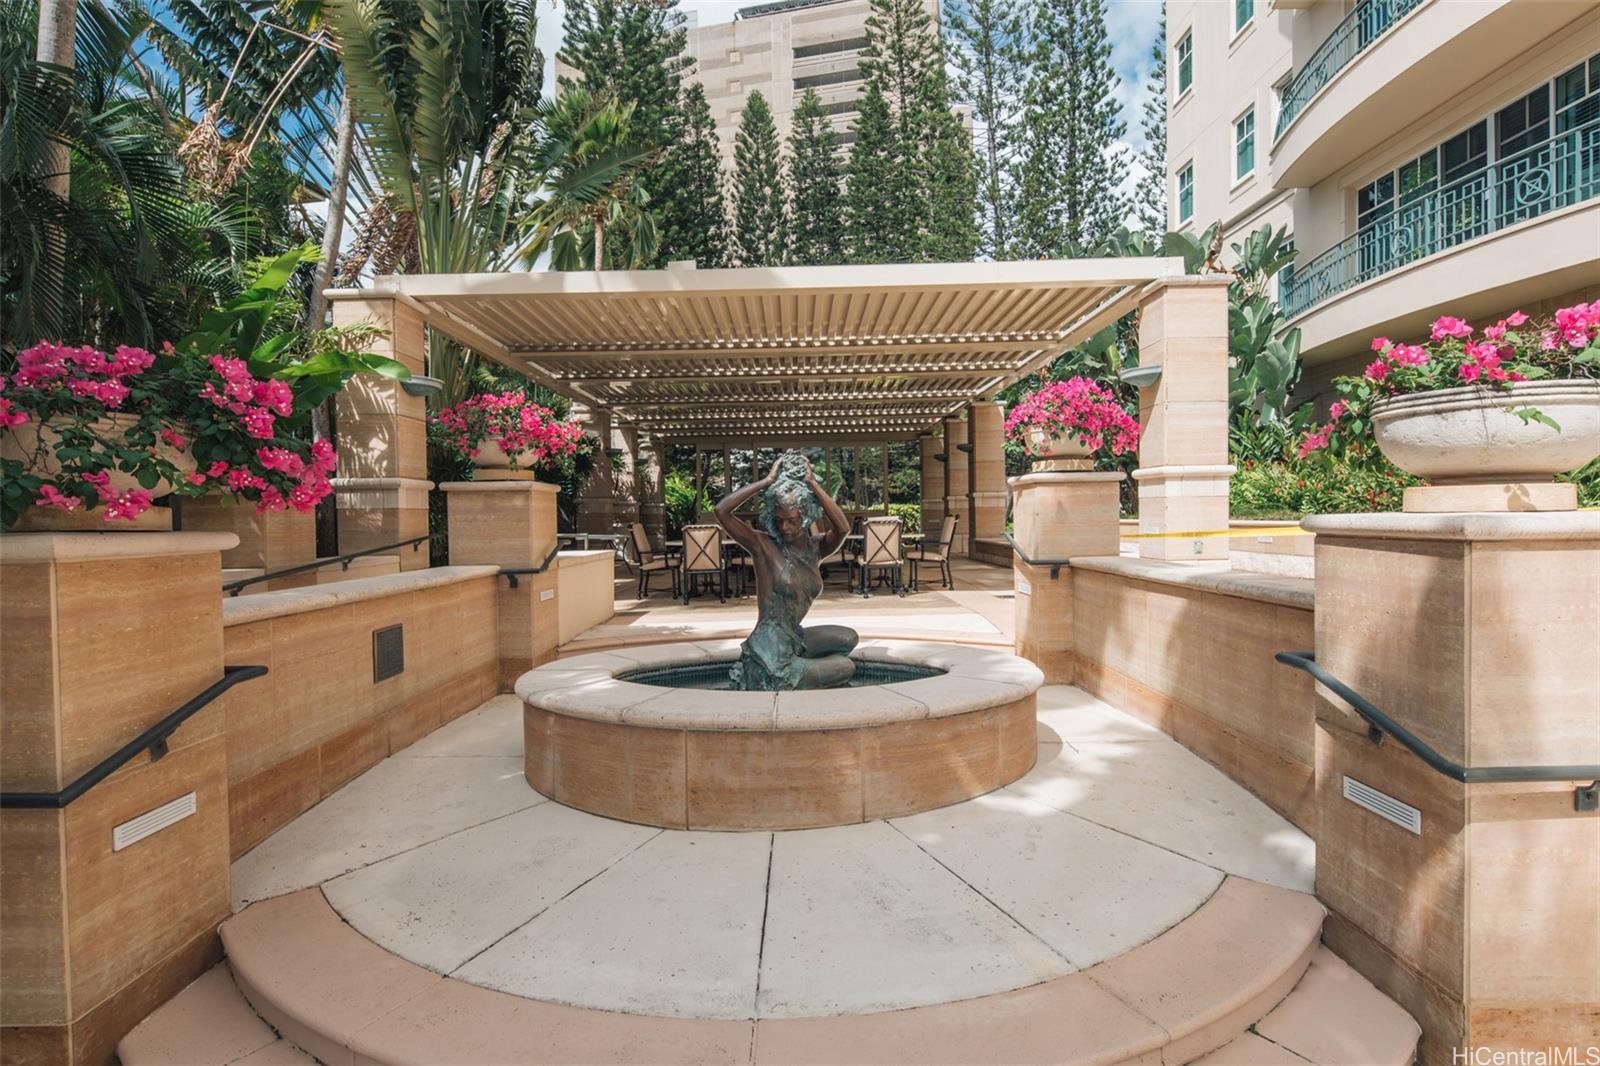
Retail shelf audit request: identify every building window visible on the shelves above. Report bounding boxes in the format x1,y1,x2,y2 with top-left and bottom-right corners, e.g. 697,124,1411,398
728,48,742,63
729,79,742,94
794,67,859,91
1496,85,1550,157
1555,57,1600,131
1234,109,1256,180
1177,163,1194,223
793,36,868,59
1235,0,1254,32
1176,31,1193,95
1277,237,1295,295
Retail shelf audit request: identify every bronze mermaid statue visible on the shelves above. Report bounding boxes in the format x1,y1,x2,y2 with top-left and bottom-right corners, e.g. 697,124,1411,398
715,452,858,690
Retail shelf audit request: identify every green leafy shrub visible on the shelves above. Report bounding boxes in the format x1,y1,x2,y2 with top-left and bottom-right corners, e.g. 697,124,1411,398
887,502,921,533
1230,457,1419,518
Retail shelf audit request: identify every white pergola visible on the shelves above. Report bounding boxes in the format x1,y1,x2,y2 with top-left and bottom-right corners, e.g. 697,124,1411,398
343,258,1185,445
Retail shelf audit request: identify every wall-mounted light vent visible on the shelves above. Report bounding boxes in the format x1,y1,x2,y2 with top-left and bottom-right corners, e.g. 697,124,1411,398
1343,776,1421,835
113,792,196,851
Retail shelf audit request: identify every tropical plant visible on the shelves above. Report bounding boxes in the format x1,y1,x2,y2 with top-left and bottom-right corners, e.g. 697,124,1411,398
1225,225,1302,424
430,391,583,472
528,88,659,272
0,246,403,529
1004,376,1141,455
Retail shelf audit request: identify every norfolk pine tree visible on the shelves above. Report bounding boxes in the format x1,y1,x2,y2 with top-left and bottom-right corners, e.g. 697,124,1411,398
731,90,789,266
787,89,845,265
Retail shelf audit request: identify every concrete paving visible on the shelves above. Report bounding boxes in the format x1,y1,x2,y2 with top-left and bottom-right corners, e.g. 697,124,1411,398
230,682,1317,1020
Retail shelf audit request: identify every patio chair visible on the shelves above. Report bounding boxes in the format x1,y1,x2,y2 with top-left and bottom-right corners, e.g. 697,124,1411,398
631,522,679,600
855,516,905,597
815,520,851,587
680,524,726,604
908,514,958,592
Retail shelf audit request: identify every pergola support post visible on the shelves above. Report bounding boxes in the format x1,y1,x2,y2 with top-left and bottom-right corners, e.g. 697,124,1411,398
637,434,666,542
572,404,616,534
611,423,640,531
1132,277,1233,561
967,400,1007,551
330,297,432,570
943,415,970,556
918,433,945,537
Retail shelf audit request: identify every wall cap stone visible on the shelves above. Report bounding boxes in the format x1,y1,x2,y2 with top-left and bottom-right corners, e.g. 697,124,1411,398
0,530,239,563
1131,465,1238,480
1071,555,1314,611
332,477,435,491
221,564,499,626
1011,471,1128,487
1302,511,1600,541
438,480,561,495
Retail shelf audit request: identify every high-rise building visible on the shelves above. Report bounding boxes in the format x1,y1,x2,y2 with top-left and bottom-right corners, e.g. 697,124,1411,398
556,0,942,168
1166,0,1600,397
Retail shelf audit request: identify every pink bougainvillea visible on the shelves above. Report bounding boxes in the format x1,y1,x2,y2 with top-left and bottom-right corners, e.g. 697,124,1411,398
1,339,338,526
1003,376,1141,455
431,391,584,471
1296,302,1600,461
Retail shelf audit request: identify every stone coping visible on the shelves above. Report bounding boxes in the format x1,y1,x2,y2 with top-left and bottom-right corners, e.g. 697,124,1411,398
1068,555,1314,611
1302,510,1600,541
0,530,239,563
437,480,560,494
1131,464,1237,480
332,477,435,490
1010,470,1127,486
222,565,500,626
515,639,1044,732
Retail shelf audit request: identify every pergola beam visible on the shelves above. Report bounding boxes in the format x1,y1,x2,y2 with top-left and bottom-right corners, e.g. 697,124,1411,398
554,366,1017,384
516,337,1059,360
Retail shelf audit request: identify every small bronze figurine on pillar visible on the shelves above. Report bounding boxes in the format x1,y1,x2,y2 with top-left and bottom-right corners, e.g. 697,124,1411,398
715,452,858,689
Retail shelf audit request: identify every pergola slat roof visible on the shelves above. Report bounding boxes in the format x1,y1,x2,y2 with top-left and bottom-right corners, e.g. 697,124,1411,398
333,258,1182,442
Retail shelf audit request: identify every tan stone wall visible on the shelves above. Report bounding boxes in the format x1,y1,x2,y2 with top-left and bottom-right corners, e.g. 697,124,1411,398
1063,568,1316,832
221,575,499,860
556,551,616,645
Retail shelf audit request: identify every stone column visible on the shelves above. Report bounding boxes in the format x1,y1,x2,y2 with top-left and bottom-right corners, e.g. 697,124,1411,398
0,531,242,1064
1008,470,1125,682
967,400,1007,548
943,415,970,556
1132,277,1233,561
178,497,317,589
572,404,615,534
1304,510,1600,1064
329,296,432,571
918,432,945,536
637,434,667,542
440,481,561,688
611,423,640,530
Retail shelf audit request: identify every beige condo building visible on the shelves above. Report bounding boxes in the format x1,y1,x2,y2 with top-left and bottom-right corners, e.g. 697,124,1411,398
1165,0,1600,398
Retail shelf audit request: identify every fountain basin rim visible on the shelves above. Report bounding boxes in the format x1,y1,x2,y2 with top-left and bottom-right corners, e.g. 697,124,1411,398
515,640,1044,733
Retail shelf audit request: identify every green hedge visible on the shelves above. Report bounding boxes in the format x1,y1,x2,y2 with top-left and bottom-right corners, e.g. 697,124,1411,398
1229,458,1418,518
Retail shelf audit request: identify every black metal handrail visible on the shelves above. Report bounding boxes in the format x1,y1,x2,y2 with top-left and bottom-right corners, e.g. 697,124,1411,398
0,666,269,809
500,542,562,588
222,534,441,596
1003,532,1071,579
1276,651,1599,811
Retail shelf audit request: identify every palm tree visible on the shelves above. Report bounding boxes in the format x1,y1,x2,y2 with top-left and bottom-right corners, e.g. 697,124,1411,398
527,88,658,273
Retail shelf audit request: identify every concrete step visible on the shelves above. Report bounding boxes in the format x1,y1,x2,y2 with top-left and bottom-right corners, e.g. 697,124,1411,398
121,878,1417,1066
116,964,316,1066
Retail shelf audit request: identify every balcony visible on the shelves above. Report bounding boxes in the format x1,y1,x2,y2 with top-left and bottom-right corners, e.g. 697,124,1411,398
1269,0,1590,190
1284,118,1600,320
1274,0,1424,141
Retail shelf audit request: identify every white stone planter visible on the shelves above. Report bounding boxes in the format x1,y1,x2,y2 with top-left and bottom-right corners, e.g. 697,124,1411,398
1023,425,1093,460
474,437,516,469
1,413,196,494
1370,380,1600,484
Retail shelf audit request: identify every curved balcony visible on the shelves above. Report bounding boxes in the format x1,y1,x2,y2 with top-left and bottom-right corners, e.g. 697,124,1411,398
1285,118,1600,363
1270,0,1590,190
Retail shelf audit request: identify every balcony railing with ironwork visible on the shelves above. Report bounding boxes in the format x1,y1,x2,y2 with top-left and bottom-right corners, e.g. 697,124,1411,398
1274,0,1425,141
1281,118,1600,320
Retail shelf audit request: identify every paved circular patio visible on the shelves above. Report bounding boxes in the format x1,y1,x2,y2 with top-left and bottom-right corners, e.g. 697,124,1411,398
230,683,1314,1021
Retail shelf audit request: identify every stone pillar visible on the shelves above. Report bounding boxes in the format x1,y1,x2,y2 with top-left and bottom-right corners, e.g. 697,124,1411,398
1133,277,1233,561
572,404,615,534
1008,470,1125,683
611,423,640,530
943,415,969,556
637,434,667,542
967,400,1007,548
1304,511,1600,1064
918,432,945,537
178,497,317,589
329,296,432,570
440,481,561,688
0,531,242,1064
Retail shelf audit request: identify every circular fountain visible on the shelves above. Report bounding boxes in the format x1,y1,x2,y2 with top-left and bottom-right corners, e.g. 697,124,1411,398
516,639,1043,830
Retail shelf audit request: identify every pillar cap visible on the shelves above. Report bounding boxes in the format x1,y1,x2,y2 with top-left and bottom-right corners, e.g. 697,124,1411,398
1010,471,1127,487
0,530,239,563
333,477,436,491
1302,511,1600,542
1131,465,1236,481
437,480,561,494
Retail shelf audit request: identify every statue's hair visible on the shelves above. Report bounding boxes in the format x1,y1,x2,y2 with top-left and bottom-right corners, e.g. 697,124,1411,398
757,452,823,541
